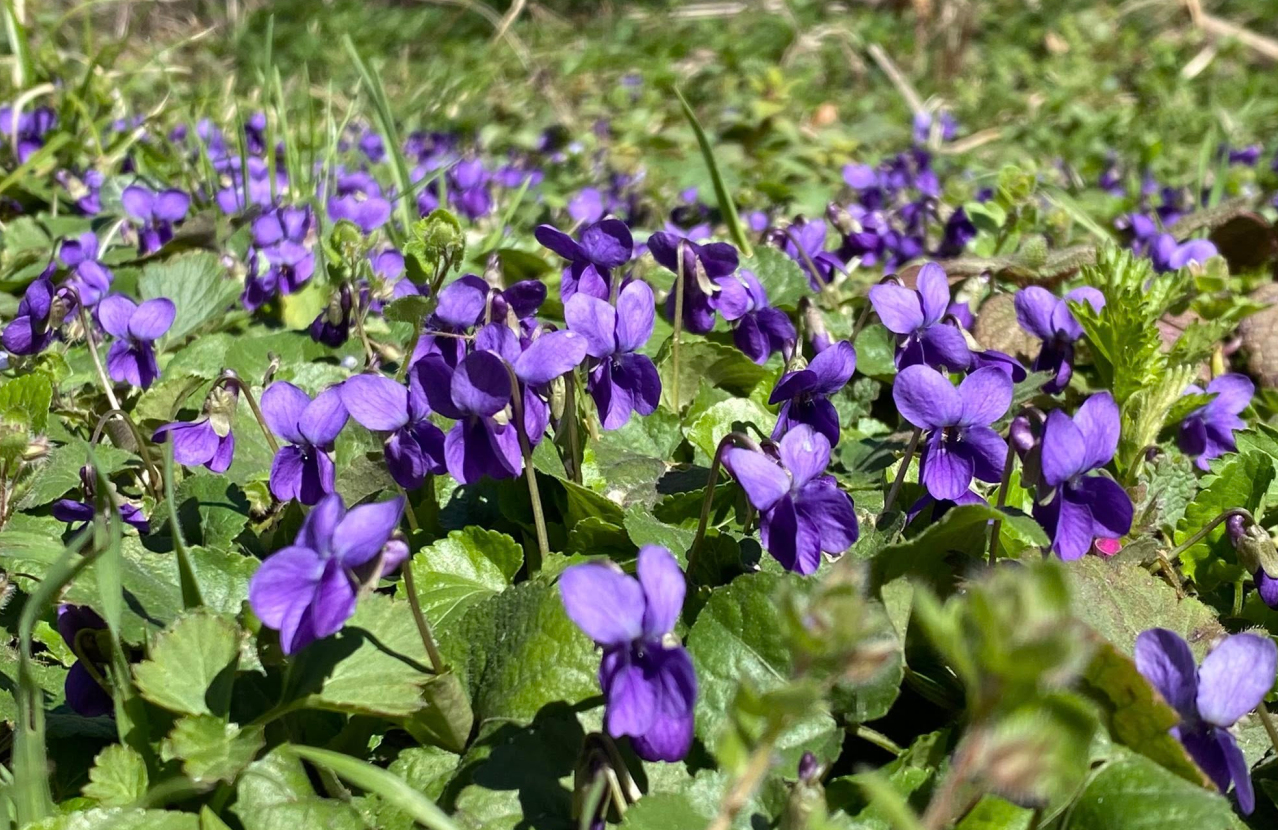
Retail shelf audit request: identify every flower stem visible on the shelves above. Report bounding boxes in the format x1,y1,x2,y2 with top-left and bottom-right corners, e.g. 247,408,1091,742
1166,507,1253,563
852,724,905,757
397,316,425,383
883,427,922,515
670,239,687,414
398,490,445,675
161,442,204,609
688,431,762,581
849,299,876,343
561,371,583,484
78,303,122,412
501,361,549,572
90,409,163,501
987,445,1018,567
1257,702,1278,758
214,371,280,453
707,723,781,830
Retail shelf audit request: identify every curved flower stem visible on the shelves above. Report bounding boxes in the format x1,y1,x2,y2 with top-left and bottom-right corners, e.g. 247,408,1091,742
849,299,876,344
161,442,204,609
501,361,549,573
987,446,1018,567
90,409,163,501
351,289,376,368
1166,507,1253,562
687,431,763,580
397,491,445,675
397,316,425,383
77,303,122,412
213,371,280,453
670,239,688,414
883,427,922,515
782,226,833,297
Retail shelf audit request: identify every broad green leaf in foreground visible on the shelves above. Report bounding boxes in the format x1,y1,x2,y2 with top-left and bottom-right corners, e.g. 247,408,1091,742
132,610,242,717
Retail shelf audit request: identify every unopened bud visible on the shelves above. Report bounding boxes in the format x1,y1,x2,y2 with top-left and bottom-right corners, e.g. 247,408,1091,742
206,385,239,439
826,202,860,236
1228,514,1278,578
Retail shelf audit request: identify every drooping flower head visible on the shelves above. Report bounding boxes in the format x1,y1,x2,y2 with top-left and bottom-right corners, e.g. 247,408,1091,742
1135,628,1276,815
711,269,796,365
417,350,521,484
1150,235,1218,274
769,340,856,447
59,232,114,306
153,385,238,474
98,295,175,389
1178,374,1254,471
261,382,349,505
2,278,74,356
1014,286,1105,394
559,546,697,762
52,465,150,535
249,494,405,654
122,185,190,255
1031,393,1133,560
776,219,844,289
868,263,970,372
566,280,661,430
724,425,859,575
536,219,634,303
0,105,56,163
649,232,739,335
57,605,113,718
340,368,447,490
893,365,1011,501
309,283,354,348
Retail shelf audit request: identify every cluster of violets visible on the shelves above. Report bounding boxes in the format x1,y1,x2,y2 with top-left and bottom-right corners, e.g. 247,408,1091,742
7,110,1274,781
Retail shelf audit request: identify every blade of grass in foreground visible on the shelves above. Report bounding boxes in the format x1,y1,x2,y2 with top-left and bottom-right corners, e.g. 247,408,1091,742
2,0,34,91
288,744,460,830
344,37,417,243
672,84,752,258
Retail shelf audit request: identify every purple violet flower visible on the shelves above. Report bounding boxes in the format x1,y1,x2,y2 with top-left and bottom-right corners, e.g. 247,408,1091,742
122,185,190,255
243,206,316,311
1032,392,1132,560
1014,286,1106,394
649,232,739,335
724,424,859,574
779,219,844,289
0,105,56,163
327,171,392,234
340,369,448,490
3,278,72,356
59,232,114,306
711,269,796,365
568,188,606,224
153,416,236,474
1135,628,1276,815
769,340,856,447
868,263,971,372
893,365,1011,501
249,493,405,654
1178,374,1254,471
53,465,150,534
261,382,349,505
565,280,662,430
57,605,113,718
559,545,697,762
535,218,634,303
1150,234,1219,273
98,295,175,389
309,284,353,347
416,350,521,484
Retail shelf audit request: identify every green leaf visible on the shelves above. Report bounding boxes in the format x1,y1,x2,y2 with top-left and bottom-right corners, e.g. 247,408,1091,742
278,279,330,331
1176,451,1274,590
406,526,523,632
0,371,53,435
291,593,432,719
1068,557,1224,658
383,294,433,325
20,443,134,508
748,245,810,309
870,504,1047,589
687,572,843,772
27,809,200,830
673,85,751,256
367,746,458,829
655,336,770,412
175,471,251,550
288,744,460,830
854,323,898,379
161,716,266,786
82,745,149,808
132,610,242,717
232,748,368,830
684,398,774,463
139,252,240,344
403,670,474,754
443,581,599,724
1080,638,1210,787
1063,751,1243,830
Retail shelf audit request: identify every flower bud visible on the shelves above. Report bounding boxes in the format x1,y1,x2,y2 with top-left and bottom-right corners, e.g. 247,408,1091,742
205,385,239,439
1228,514,1278,579
826,202,860,237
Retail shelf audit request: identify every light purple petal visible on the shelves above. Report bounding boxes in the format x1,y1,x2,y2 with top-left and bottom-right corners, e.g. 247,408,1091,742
1073,392,1120,471
615,280,655,353
474,323,522,365
1218,731,1254,814
1196,633,1277,728
415,356,463,420
957,367,1013,428
919,323,972,371
105,341,141,387
300,387,349,446
121,186,154,219
127,298,176,341
565,293,617,358
452,351,512,417
637,546,685,639
915,263,951,323
1205,374,1254,417
153,190,191,222
605,658,657,737
724,447,790,512
580,220,633,269
893,364,960,429
341,375,410,431
435,275,488,329
248,545,324,653
869,283,925,334
301,494,346,553
514,330,587,386
332,496,405,567
1134,628,1199,720
961,425,1008,483
305,558,359,645
269,445,306,501
559,564,645,646
1052,490,1095,561
779,424,830,488
261,382,310,444
807,340,856,394
1065,286,1106,314
921,436,974,501
1014,287,1058,340
795,479,859,554
97,294,138,337
1040,410,1086,487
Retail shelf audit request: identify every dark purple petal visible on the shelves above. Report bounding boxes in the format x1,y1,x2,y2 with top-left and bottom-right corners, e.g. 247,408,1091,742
1040,410,1086,487
435,275,488,329
261,382,311,444
341,375,410,431
960,425,1008,483
474,323,522,365
333,496,405,567
155,420,219,467
2,318,40,355
121,186,154,219
306,558,359,644
452,351,512,417
769,369,820,405
1217,731,1254,814
514,330,587,386
761,496,823,575
580,220,634,269
52,499,95,523
612,353,661,422
629,646,697,762
560,563,645,646
1073,475,1132,539
724,448,789,512
604,654,658,738
1014,287,1059,340
807,340,856,394
1196,633,1277,728
1134,628,1199,720
66,662,114,717
1048,489,1094,561
152,190,191,222
918,323,972,372
415,356,463,420
534,225,586,262
920,434,974,501
795,479,859,554
269,445,307,502
105,341,142,387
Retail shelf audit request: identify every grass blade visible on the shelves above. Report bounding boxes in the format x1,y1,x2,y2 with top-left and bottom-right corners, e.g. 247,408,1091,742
288,744,460,830
1,0,34,91
344,36,416,242
672,84,752,257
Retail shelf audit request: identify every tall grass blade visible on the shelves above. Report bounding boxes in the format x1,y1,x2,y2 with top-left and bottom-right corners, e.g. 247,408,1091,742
672,84,752,257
